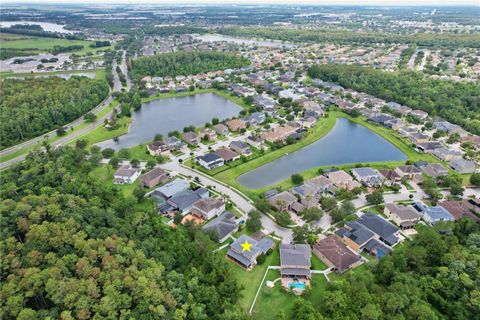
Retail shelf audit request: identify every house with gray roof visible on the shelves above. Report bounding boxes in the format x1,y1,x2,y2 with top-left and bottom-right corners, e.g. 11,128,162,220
279,244,312,282
202,211,239,243
351,167,385,187
151,178,189,199
449,159,476,174
412,202,455,224
227,235,274,270
356,213,400,246
336,221,376,252
229,140,252,155
167,188,209,214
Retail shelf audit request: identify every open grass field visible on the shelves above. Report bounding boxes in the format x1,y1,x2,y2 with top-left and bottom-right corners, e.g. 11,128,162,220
1,37,94,53
70,115,131,147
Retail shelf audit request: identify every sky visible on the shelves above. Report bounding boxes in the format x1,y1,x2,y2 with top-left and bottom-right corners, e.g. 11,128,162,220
1,0,479,5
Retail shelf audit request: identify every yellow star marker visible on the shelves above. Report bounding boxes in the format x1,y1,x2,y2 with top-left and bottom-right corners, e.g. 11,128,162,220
241,239,253,252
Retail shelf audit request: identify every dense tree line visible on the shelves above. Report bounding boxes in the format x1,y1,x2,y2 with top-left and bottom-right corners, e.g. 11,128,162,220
0,147,245,320
0,48,36,60
131,51,249,79
0,77,109,149
218,27,480,48
289,223,480,320
308,64,480,134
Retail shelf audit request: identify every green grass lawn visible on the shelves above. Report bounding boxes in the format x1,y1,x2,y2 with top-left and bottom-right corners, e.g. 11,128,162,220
1,37,97,54
71,116,131,147
251,271,328,320
223,246,280,312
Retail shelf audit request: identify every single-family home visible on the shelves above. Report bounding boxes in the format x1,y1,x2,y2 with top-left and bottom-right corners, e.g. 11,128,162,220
279,244,312,285
140,167,169,188
215,148,240,162
356,213,400,246
432,148,463,161
245,136,266,150
378,169,402,185
147,141,170,156
411,110,429,119
202,211,239,243
213,123,229,136
196,153,224,170
226,119,246,132
183,132,200,146
384,203,421,229
351,168,385,187
229,141,251,155
412,202,455,224
326,170,362,190
418,162,449,177
394,165,423,180
113,165,141,184
165,136,186,151
268,191,298,212
449,159,476,174
151,178,189,199
261,125,297,143
167,188,209,214
313,235,363,274
227,235,275,270
439,200,480,223
199,128,217,141
191,198,225,220
407,132,430,145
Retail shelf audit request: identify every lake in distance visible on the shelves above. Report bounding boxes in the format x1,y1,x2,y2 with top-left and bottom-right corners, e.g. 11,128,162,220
97,93,242,150
237,118,408,189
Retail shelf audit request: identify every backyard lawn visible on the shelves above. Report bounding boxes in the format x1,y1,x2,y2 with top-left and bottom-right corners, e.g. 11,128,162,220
222,245,280,312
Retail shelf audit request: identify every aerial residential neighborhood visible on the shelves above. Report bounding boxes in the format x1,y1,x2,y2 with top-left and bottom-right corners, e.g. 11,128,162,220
0,2,479,320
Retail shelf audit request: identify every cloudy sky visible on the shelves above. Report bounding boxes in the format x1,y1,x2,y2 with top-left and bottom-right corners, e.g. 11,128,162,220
2,0,478,5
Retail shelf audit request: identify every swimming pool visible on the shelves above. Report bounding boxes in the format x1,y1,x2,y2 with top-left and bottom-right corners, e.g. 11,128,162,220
288,282,306,290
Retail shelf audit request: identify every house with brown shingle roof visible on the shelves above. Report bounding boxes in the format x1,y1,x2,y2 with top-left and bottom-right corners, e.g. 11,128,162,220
268,191,298,212
215,148,240,162
191,198,225,220
140,167,169,188
313,235,363,273
326,170,361,190
225,119,246,132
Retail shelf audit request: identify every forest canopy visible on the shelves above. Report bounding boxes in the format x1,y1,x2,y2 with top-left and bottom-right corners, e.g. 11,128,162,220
0,147,245,320
0,77,109,149
308,64,480,135
131,51,249,79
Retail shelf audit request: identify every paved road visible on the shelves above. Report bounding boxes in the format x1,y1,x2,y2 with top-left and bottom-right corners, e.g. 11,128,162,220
0,53,127,170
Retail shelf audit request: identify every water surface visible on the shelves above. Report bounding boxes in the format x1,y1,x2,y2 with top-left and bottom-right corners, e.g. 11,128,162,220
237,118,407,189
97,93,242,150
194,34,297,48
0,21,79,33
